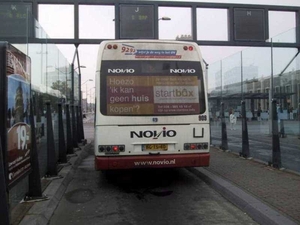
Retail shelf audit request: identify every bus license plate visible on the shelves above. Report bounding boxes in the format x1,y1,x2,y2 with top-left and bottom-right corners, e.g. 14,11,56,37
144,144,168,151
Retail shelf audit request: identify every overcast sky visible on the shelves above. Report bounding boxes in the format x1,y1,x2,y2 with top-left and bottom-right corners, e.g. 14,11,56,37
38,0,300,99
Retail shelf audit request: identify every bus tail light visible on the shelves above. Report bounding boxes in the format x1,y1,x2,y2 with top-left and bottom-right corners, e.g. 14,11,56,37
98,145,125,154
106,44,118,50
183,46,194,51
184,143,208,150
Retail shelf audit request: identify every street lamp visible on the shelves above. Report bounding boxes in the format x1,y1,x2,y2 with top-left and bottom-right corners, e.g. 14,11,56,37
159,17,171,21
82,79,93,86
75,65,86,70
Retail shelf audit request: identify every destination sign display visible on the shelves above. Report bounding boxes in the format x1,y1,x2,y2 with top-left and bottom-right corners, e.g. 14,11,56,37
234,8,266,41
120,5,155,39
0,2,32,37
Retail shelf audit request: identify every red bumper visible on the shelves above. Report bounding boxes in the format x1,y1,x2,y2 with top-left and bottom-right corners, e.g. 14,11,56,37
95,153,210,170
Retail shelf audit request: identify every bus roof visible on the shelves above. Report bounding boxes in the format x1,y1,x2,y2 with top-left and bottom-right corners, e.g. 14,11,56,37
100,40,202,61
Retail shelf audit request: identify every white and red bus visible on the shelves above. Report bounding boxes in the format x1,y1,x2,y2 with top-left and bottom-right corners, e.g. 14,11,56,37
94,40,210,170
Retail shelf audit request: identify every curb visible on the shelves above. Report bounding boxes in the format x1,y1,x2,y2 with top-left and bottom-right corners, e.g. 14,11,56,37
18,143,93,225
187,167,298,225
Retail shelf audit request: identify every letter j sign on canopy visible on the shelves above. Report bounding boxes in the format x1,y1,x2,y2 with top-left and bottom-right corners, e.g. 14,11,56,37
120,5,154,39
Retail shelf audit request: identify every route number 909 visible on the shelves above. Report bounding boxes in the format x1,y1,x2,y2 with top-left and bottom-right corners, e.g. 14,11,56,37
121,47,136,53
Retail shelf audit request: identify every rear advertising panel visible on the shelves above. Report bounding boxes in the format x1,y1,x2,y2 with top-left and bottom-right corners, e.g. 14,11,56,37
106,73,199,115
100,60,205,116
6,44,31,188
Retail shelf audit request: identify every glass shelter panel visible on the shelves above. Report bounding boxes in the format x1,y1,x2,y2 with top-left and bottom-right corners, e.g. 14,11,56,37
57,54,69,150
269,11,296,43
1,9,84,210
271,29,300,172
220,53,242,154
208,61,222,146
208,28,300,174
241,47,272,161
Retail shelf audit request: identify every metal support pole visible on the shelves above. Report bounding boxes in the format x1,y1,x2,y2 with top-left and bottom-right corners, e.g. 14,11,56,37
269,39,274,135
271,99,281,169
58,103,67,163
46,101,57,177
65,104,73,154
76,105,81,143
220,102,228,150
240,101,250,158
85,84,88,112
298,103,300,139
209,121,212,146
79,106,85,142
0,136,10,225
71,63,78,149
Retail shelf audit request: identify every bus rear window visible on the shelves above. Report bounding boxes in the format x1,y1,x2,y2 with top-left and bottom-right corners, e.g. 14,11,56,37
100,60,205,116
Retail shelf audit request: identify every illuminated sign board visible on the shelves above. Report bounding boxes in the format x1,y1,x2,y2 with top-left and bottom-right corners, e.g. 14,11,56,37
120,5,155,39
0,2,32,37
234,8,266,41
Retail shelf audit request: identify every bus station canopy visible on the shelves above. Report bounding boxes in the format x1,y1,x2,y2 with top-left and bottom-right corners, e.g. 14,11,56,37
208,92,295,100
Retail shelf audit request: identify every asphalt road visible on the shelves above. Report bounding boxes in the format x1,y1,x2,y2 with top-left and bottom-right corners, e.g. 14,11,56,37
49,149,258,225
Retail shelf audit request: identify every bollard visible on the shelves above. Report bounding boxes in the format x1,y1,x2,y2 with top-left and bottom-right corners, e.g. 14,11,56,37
58,103,67,163
240,101,250,158
65,104,73,155
0,136,10,225
71,104,78,148
27,99,43,198
79,106,85,142
298,103,300,139
278,105,286,138
271,99,282,169
76,106,82,143
46,101,57,176
209,120,212,146
279,113,286,138
220,102,228,150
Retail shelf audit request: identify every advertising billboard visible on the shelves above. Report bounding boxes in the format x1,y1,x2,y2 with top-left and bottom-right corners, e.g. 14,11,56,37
101,60,203,116
0,43,31,188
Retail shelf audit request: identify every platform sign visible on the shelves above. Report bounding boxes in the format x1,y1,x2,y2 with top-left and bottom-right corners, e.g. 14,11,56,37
0,2,32,37
6,44,31,188
120,5,155,39
234,8,266,41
